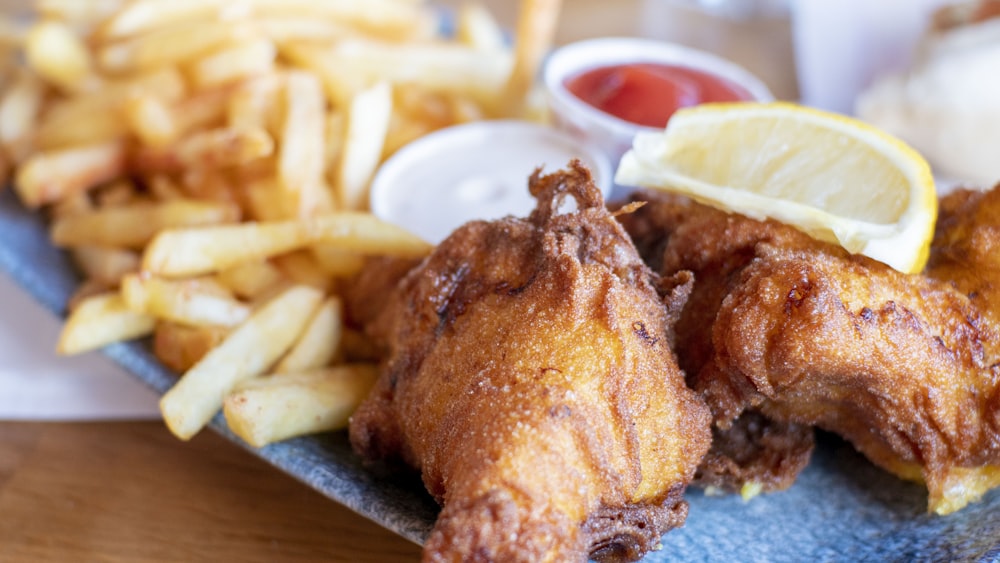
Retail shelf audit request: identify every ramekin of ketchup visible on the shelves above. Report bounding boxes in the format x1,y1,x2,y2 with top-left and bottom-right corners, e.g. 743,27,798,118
543,37,773,188
564,63,756,129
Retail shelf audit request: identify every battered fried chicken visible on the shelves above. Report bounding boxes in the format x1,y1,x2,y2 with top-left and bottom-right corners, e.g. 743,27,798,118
927,186,1000,306
619,192,819,494
705,242,1000,514
621,188,1000,514
349,162,711,562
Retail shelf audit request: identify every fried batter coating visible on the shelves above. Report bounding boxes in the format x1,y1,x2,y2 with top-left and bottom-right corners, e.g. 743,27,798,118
618,192,820,494
704,243,1000,514
349,163,711,562
621,188,1000,513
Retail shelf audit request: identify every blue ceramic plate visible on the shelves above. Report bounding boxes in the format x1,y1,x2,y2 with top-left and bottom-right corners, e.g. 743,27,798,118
1,187,998,562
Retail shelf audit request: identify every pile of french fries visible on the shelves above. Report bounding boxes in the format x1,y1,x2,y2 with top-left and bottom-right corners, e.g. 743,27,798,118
0,0,560,447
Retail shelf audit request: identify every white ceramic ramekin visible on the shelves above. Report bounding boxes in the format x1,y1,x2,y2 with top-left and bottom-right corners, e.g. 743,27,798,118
369,120,611,244
543,37,774,177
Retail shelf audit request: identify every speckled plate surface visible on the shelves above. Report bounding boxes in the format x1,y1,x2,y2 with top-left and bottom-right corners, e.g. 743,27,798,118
1,188,998,562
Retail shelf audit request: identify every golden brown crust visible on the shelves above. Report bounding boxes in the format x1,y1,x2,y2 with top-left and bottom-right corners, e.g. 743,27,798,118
619,187,1000,512
349,162,711,561
617,191,825,494
705,244,1000,512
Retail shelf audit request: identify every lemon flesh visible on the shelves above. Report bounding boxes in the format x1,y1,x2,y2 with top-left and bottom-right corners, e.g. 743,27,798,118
614,102,937,274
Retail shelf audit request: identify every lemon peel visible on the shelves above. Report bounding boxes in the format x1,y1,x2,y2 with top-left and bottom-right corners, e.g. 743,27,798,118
615,102,937,273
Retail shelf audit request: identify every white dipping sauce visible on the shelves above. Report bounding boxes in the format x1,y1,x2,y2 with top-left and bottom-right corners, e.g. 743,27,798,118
369,120,611,244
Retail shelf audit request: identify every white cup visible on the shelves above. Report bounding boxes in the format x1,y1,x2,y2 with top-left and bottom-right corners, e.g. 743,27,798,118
370,120,611,244
790,0,953,114
543,36,774,193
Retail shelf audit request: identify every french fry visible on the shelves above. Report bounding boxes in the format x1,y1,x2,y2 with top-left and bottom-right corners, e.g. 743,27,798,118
215,260,286,300
226,74,283,133
98,19,257,74
310,244,366,278
147,174,186,200
71,246,141,285
279,71,329,218
337,81,391,211
180,126,275,169
0,0,547,452
170,85,231,136
179,169,240,205
103,66,189,101
57,292,156,355
275,296,343,372
319,39,512,100
51,199,240,249
98,0,240,40
93,178,139,207
38,0,125,28
143,213,432,277
229,153,277,184
24,20,95,93
382,111,434,157
255,17,357,44
457,2,506,52
0,70,45,162
143,221,305,276
187,39,276,91
499,0,563,116
153,321,228,374
323,111,344,177
272,250,334,292
35,102,127,150
124,94,178,147
275,41,366,107
302,211,434,257
248,0,436,41
223,364,378,448
244,176,294,221
34,68,186,149
15,140,127,208
121,273,251,328
159,284,323,440
131,127,274,173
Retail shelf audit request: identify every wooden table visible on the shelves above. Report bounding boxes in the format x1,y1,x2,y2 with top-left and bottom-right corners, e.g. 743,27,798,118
0,1,642,561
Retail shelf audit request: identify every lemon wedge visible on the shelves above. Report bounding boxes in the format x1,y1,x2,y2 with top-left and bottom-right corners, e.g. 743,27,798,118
614,102,937,273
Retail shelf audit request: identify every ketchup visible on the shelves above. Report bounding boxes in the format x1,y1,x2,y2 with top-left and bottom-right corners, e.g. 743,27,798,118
564,63,754,128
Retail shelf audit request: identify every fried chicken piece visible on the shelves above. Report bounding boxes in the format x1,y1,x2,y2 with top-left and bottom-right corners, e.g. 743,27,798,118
690,186,1000,514
927,186,1000,308
621,188,1000,513
349,162,711,562
703,240,1000,514
618,192,818,494
621,192,833,379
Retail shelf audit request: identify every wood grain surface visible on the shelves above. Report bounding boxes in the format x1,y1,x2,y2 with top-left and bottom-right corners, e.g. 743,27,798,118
0,422,422,562
0,1,642,561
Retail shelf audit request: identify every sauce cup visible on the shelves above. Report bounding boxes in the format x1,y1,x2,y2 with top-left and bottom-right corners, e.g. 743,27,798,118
543,36,774,188
370,120,611,244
